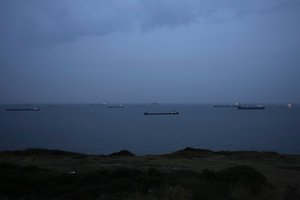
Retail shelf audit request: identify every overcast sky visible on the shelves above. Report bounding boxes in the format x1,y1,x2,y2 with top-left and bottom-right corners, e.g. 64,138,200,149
1,0,300,104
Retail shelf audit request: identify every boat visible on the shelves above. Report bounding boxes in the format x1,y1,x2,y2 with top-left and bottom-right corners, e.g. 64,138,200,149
90,102,107,106
107,104,124,108
144,111,179,115
6,107,40,111
237,104,265,110
277,103,292,109
214,103,240,108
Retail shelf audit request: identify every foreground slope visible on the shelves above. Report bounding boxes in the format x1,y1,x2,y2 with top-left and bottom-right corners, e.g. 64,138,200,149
1,147,300,199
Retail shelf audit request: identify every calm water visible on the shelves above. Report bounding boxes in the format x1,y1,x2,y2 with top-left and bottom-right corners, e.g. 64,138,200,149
0,104,299,155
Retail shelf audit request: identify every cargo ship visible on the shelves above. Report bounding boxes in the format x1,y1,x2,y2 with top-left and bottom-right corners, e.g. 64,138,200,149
214,103,240,108
277,103,292,109
237,104,265,110
107,104,124,108
6,107,40,111
144,111,179,115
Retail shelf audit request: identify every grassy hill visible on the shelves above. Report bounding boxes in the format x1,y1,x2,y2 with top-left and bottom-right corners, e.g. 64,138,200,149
1,147,300,199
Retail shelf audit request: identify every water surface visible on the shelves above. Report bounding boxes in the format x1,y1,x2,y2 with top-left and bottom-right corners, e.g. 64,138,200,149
0,104,299,155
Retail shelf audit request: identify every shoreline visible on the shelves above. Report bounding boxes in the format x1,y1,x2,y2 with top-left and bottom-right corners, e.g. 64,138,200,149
2,146,299,156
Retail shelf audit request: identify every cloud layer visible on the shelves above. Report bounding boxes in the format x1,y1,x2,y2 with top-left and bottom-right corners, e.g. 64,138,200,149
0,0,295,46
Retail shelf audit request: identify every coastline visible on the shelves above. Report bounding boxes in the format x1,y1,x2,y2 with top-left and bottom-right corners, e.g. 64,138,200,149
1,147,300,199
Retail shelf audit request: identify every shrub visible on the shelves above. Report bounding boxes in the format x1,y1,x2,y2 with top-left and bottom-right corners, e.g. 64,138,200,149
109,150,135,157
0,162,268,200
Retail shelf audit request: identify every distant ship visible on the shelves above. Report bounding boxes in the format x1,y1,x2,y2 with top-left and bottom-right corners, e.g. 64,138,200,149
90,102,107,106
237,104,265,110
214,103,240,108
144,111,179,115
277,103,292,109
107,104,124,108
6,107,40,111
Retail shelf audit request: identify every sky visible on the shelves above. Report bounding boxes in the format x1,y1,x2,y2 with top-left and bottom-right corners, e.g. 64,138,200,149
1,0,300,104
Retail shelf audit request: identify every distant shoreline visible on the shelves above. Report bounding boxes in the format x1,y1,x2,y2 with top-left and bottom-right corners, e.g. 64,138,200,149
0,147,288,157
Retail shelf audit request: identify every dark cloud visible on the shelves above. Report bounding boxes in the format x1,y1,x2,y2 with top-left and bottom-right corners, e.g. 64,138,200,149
0,0,297,46
1,0,300,103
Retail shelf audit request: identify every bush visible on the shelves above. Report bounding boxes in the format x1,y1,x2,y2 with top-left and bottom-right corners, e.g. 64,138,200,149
0,162,268,200
192,182,231,200
216,165,267,196
109,150,135,157
217,166,266,184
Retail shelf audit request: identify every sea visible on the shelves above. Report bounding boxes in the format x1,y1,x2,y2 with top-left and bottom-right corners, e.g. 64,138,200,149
0,104,299,155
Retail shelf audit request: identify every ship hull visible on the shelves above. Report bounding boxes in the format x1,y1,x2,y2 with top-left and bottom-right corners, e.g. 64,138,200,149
237,106,265,110
107,106,124,108
144,112,179,115
6,108,40,111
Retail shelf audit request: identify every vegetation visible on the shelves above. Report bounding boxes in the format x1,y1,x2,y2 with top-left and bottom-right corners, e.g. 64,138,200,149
0,148,87,158
164,147,281,159
163,147,214,158
0,147,299,199
109,150,136,157
0,161,269,200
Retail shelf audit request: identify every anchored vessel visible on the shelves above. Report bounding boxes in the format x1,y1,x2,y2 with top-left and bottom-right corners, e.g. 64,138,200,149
277,103,292,109
107,104,124,108
214,103,240,108
237,104,265,110
144,111,179,115
6,107,40,111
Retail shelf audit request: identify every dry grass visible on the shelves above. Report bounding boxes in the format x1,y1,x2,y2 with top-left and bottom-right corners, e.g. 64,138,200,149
0,147,300,199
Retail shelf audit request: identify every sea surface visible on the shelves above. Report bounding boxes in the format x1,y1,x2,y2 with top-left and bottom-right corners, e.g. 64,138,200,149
0,104,299,155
